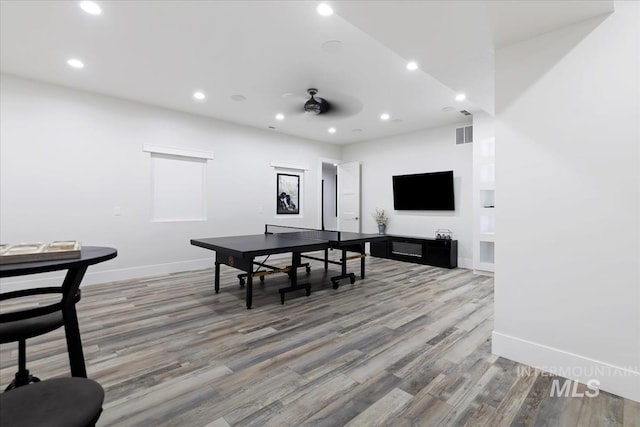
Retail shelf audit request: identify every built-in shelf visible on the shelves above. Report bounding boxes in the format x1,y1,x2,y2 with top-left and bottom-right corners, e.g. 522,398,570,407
480,189,495,209
480,215,495,234
479,138,495,158
479,241,495,264
479,233,495,242
479,164,495,183
473,117,495,275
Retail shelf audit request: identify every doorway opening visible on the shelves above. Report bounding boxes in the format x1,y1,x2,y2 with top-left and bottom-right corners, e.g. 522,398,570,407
321,162,338,230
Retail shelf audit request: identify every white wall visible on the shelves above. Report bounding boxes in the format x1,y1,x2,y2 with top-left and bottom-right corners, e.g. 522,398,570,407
493,1,640,401
0,75,340,290
322,163,337,230
342,124,473,268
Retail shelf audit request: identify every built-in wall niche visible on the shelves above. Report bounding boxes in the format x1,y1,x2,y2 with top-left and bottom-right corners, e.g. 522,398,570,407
480,189,495,208
480,215,495,234
480,137,495,158
479,241,495,264
479,164,495,183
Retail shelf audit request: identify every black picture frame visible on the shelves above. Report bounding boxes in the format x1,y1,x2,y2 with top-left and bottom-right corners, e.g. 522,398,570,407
277,173,300,215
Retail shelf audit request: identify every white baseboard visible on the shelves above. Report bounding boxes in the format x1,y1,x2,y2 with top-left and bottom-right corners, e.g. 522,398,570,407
0,258,215,292
473,269,494,277
458,257,472,269
492,331,640,402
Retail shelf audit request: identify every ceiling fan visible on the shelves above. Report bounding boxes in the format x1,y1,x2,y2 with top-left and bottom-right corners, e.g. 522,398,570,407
282,88,363,120
303,88,330,114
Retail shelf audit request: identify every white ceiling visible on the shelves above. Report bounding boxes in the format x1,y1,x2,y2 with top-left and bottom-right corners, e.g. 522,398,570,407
0,0,613,145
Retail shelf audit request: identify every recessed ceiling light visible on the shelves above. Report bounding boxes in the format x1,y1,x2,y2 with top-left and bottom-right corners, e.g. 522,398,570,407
317,3,333,16
67,58,84,69
380,113,390,121
193,91,206,101
275,113,285,121
456,93,466,101
328,127,336,134
231,94,246,101
406,61,418,71
79,1,102,15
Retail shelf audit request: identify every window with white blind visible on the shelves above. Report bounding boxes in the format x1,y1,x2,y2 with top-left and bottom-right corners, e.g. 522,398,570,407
143,144,213,222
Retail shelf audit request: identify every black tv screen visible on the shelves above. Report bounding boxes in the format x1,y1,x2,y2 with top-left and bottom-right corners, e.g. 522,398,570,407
392,171,455,211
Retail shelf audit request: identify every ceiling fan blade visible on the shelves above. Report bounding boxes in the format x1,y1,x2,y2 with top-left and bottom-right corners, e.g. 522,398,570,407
318,94,363,118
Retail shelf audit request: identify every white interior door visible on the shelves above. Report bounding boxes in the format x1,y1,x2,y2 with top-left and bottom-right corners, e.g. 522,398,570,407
337,161,361,232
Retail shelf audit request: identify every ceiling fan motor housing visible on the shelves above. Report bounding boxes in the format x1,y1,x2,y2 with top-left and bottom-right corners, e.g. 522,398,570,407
304,88,329,114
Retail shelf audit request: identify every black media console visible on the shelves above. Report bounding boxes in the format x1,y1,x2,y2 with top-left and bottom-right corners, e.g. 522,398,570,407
370,235,458,269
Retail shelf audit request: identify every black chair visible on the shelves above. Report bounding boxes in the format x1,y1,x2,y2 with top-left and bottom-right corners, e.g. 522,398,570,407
0,377,105,427
0,274,86,389
0,247,117,390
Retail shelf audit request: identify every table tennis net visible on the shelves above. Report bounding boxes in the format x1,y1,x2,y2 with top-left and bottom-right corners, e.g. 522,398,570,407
265,224,341,241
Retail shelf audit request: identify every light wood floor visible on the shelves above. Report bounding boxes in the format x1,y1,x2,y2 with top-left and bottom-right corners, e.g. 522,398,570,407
1,254,638,426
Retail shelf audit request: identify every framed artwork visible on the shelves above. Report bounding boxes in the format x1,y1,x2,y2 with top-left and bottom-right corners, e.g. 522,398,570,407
277,173,300,215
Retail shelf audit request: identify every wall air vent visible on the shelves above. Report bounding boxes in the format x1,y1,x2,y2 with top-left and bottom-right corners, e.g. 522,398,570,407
455,125,473,144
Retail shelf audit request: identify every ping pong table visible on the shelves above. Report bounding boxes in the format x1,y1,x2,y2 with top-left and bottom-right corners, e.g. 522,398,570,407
191,225,388,309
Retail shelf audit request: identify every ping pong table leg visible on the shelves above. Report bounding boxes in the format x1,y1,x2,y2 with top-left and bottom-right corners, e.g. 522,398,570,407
360,243,365,279
214,261,220,294
331,248,356,289
290,252,300,287
278,252,311,304
324,248,328,271
246,257,253,309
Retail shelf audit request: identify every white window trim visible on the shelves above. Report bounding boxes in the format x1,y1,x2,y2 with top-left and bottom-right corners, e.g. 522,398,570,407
143,143,213,160
145,144,211,222
270,161,308,171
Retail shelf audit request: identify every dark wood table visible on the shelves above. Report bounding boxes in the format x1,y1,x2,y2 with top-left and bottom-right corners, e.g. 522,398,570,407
0,246,117,378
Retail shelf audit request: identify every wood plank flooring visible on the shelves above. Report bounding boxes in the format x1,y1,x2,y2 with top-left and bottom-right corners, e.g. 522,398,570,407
1,253,638,426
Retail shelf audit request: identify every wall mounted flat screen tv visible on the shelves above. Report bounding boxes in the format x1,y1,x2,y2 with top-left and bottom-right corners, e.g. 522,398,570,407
392,171,455,211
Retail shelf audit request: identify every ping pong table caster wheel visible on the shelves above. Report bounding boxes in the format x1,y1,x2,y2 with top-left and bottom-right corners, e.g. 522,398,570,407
306,288,311,297
331,280,340,289
306,266,311,274
260,276,265,283
350,275,356,284
239,278,245,287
